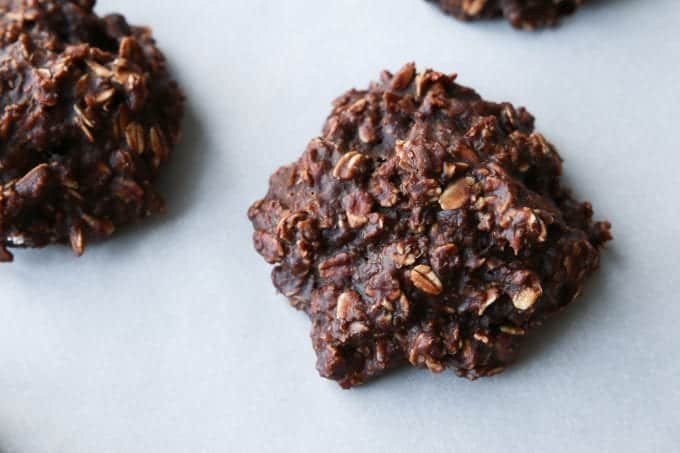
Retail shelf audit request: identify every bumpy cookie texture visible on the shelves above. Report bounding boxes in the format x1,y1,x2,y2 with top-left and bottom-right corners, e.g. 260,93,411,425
0,0,183,260
249,63,611,388
429,0,584,29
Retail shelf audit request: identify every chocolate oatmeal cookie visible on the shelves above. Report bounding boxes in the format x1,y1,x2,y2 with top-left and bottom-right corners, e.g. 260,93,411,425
429,0,584,29
249,63,611,389
0,0,183,260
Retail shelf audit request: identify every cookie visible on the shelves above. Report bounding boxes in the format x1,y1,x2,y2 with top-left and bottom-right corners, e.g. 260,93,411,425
249,63,611,388
429,0,584,29
0,0,184,261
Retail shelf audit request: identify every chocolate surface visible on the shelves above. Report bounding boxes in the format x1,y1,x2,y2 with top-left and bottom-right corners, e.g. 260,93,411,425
0,0,184,260
429,0,584,29
249,63,611,388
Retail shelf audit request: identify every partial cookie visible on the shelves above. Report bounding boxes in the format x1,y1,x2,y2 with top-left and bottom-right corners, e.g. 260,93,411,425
0,0,184,260
429,0,584,29
249,63,611,388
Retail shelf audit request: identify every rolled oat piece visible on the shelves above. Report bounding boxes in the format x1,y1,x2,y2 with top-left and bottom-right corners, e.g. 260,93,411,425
429,0,584,29
249,63,611,388
0,0,184,260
